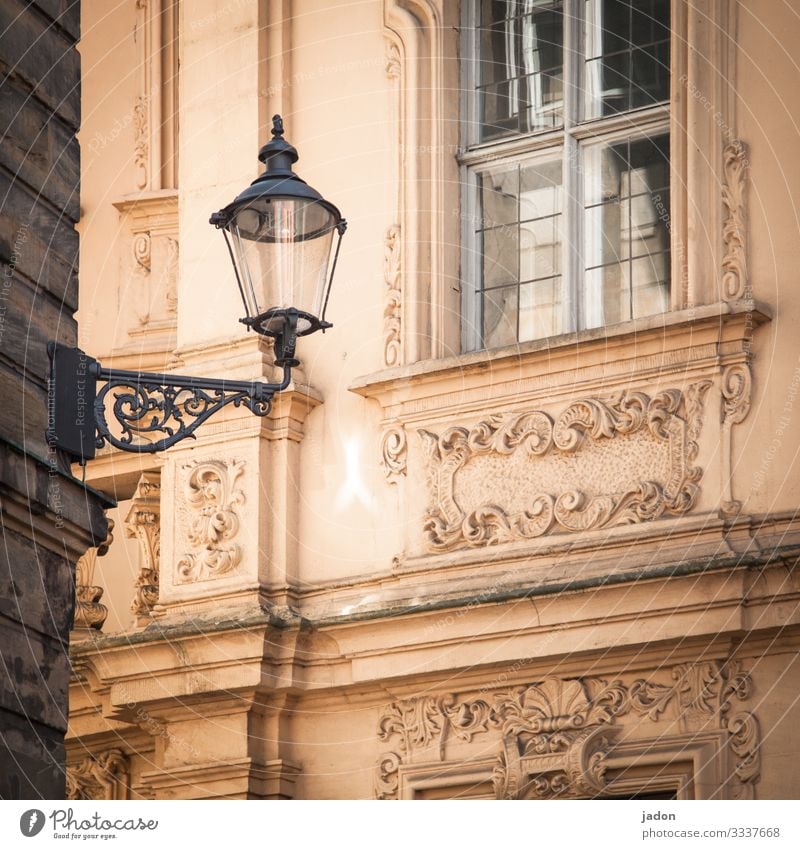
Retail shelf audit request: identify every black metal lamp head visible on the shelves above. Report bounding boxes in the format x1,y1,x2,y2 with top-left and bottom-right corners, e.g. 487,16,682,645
210,115,346,356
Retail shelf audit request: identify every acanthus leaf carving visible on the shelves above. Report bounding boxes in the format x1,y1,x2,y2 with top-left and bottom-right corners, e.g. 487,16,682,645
73,521,114,632
125,472,161,621
383,224,402,367
384,36,401,80
420,384,711,552
176,458,245,583
66,749,129,800
133,94,149,190
376,662,760,800
721,140,749,301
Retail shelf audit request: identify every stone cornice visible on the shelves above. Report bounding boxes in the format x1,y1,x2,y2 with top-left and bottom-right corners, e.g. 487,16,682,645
111,190,178,232
350,301,770,419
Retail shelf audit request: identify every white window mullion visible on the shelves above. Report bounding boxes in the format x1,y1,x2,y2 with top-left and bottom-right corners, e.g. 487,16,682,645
563,0,581,333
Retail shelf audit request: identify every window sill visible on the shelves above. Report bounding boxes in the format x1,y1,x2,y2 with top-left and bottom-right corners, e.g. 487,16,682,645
350,300,770,413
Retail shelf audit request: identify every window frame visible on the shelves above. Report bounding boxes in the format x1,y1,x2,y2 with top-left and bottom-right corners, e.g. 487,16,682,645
459,0,672,353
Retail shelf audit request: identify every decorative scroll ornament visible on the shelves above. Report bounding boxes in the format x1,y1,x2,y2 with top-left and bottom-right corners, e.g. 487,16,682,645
630,660,760,798
94,373,273,454
176,459,245,582
73,521,114,632
721,140,749,301
66,749,129,800
419,384,711,551
125,473,161,621
380,424,407,482
132,232,151,272
376,662,760,800
720,362,752,516
383,224,402,367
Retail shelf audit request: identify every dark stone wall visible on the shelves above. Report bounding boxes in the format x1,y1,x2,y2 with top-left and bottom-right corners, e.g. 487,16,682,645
0,0,109,798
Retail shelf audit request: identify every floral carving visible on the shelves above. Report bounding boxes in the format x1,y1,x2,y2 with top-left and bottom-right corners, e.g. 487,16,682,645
66,750,129,800
125,473,161,621
380,424,407,482
721,140,749,301
376,663,759,800
176,459,245,583
133,94,148,190
720,363,752,515
383,224,402,367
385,37,401,79
73,521,114,632
419,384,711,551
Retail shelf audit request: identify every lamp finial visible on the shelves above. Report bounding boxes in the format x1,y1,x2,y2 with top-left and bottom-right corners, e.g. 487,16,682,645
272,115,284,138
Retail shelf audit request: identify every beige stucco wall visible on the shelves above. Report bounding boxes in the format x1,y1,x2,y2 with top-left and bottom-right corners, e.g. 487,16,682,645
67,0,800,801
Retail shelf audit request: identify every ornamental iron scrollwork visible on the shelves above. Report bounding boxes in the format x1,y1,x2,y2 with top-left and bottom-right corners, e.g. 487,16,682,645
93,364,289,454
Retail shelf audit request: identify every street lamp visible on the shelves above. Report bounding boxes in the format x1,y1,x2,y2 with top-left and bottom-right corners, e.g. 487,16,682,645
47,116,345,463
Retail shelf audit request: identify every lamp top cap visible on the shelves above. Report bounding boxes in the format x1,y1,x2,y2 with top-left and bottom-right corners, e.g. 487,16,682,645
258,114,298,169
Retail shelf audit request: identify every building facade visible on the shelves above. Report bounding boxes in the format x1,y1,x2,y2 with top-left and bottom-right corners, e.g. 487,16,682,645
67,0,800,799
0,0,110,799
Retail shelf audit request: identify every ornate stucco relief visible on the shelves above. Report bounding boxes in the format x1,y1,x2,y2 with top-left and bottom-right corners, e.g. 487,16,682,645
66,749,129,800
721,140,749,301
383,224,402,367
176,459,245,583
73,522,114,632
125,473,161,621
419,383,711,551
380,424,407,482
375,662,759,800
113,193,178,349
720,363,752,516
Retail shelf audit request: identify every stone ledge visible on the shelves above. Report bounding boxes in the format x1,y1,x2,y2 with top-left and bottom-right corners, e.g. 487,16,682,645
350,300,771,417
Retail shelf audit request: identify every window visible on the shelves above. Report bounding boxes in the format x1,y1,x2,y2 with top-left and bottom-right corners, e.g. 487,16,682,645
461,0,671,351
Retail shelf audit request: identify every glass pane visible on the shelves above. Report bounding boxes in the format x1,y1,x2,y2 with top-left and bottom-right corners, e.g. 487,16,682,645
520,158,562,220
482,225,519,288
481,167,519,228
520,217,560,279
583,133,670,327
478,0,564,140
630,253,670,318
519,277,562,340
477,156,563,345
583,0,669,119
483,285,519,348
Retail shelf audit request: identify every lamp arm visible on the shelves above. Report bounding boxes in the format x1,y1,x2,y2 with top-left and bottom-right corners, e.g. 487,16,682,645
47,343,293,461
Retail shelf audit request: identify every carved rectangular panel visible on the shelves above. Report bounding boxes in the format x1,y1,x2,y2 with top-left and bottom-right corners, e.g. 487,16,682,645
419,384,711,551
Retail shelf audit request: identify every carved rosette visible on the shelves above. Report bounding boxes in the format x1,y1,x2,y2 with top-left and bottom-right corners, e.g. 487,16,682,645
419,384,711,551
720,363,752,516
383,224,402,367
380,425,407,482
125,473,161,621
73,521,114,633
375,662,760,800
721,140,749,301
66,749,129,800
176,459,246,583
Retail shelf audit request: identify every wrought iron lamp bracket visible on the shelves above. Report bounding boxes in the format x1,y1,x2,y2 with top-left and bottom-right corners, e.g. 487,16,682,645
47,342,294,462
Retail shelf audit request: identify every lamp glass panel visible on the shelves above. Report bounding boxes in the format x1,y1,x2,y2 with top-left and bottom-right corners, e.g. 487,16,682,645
230,198,336,331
